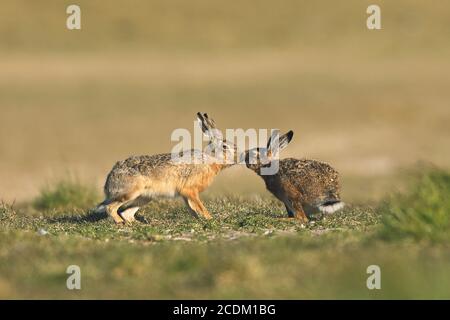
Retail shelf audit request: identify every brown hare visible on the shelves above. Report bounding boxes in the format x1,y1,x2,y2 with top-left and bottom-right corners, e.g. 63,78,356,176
245,133,344,222
198,117,343,223
94,113,235,225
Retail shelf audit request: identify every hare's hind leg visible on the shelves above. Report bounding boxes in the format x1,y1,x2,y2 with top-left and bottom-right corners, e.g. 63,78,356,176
105,201,126,225
118,195,151,224
181,190,212,220
120,207,139,223
106,191,144,225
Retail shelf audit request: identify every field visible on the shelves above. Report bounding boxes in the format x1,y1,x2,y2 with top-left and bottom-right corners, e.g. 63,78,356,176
1,0,450,299
1,170,450,299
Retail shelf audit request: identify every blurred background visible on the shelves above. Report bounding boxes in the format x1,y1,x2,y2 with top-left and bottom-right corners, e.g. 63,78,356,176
1,0,450,203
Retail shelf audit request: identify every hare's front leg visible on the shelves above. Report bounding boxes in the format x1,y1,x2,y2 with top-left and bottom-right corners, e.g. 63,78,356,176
284,203,295,218
284,199,308,223
181,190,212,220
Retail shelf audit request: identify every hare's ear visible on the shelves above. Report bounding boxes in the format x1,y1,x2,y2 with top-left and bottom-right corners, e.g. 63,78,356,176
197,112,236,154
280,130,294,150
197,112,219,141
267,130,294,153
197,112,216,133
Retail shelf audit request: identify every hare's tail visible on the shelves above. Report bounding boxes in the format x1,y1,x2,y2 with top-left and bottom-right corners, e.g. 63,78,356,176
92,199,111,214
318,200,345,214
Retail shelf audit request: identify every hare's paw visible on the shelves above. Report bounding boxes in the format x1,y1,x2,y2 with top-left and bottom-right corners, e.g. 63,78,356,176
120,207,139,224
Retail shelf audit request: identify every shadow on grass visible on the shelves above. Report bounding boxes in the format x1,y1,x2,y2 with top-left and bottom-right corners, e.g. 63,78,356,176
46,210,109,224
45,210,151,225
44,207,326,228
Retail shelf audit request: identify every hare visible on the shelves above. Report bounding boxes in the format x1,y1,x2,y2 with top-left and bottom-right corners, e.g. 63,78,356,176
197,116,343,223
94,113,235,224
244,132,344,222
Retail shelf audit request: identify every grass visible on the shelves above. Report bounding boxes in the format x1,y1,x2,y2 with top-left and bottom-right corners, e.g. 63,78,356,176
1,169,450,299
1,230,449,299
380,169,450,242
32,179,100,211
2,195,379,242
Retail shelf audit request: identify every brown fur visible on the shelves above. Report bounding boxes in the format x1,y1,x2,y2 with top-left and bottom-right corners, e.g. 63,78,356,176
246,155,342,222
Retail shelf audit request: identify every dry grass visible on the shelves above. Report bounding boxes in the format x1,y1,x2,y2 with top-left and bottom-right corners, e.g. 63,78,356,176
1,0,450,203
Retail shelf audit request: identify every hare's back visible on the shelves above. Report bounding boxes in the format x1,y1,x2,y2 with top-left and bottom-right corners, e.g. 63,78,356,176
279,158,340,193
280,158,337,175
104,154,177,197
111,154,176,175
103,152,217,199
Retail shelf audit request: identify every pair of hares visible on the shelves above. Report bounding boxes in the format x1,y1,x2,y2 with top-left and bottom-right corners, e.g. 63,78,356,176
95,113,343,225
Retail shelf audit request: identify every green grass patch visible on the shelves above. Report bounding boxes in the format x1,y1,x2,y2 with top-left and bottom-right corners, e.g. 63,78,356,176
380,169,450,242
3,197,380,242
0,230,449,299
32,179,100,211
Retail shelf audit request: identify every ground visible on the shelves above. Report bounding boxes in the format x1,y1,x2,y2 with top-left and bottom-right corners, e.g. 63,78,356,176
1,187,449,299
